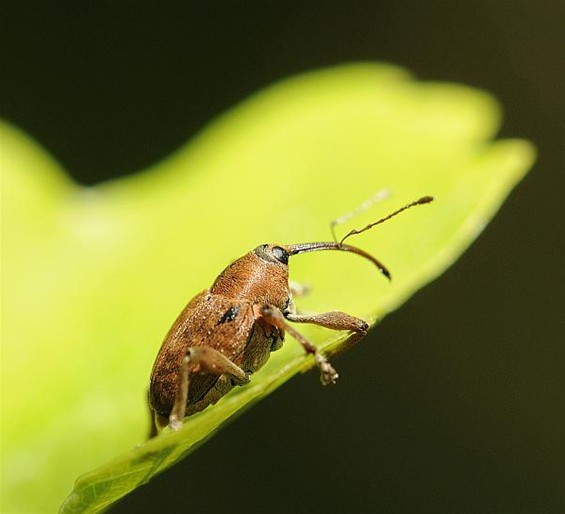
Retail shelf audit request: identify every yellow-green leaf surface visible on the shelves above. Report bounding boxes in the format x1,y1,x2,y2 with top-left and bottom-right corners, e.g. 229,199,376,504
1,64,534,514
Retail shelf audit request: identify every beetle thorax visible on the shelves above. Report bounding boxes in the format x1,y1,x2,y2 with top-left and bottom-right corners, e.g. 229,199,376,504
210,252,290,308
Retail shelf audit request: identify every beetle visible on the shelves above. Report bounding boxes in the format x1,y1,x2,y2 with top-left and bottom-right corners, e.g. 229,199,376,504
148,196,433,436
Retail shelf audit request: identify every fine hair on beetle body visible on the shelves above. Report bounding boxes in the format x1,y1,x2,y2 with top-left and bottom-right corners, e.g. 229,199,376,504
148,196,433,437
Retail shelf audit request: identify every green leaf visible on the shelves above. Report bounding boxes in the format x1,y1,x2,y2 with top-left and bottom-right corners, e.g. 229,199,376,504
0,63,534,514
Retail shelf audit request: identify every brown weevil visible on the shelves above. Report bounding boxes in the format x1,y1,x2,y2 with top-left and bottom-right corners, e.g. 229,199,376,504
148,196,433,436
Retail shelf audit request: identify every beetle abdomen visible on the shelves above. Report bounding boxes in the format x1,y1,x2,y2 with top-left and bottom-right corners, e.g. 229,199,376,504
149,291,283,417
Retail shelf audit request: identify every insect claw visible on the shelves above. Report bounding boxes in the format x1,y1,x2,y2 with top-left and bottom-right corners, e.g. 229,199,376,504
231,371,251,386
315,354,339,385
168,416,183,431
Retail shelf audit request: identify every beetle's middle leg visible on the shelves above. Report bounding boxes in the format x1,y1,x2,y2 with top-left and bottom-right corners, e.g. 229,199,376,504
289,280,310,297
168,346,249,430
256,305,339,385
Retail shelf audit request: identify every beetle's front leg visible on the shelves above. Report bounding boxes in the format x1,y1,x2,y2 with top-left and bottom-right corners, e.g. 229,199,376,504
285,311,368,334
168,346,249,431
256,304,339,385
282,292,368,334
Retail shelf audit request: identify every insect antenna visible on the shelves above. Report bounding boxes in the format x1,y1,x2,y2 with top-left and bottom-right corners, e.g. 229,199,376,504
338,196,434,245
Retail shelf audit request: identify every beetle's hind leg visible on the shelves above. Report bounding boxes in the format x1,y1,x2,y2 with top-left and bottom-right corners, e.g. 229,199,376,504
257,305,340,385
168,355,191,431
168,346,249,431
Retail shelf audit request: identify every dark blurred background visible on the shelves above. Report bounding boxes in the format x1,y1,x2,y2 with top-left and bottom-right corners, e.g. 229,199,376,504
2,2,564,513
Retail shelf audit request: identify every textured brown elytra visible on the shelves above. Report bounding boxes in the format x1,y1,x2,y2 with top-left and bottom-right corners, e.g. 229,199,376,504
148,196,433,436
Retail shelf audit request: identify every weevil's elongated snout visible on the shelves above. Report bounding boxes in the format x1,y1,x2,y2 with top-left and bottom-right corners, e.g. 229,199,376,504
287,242,392,280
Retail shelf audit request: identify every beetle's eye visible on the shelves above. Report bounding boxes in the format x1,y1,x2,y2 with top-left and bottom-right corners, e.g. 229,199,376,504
272,246,289,264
